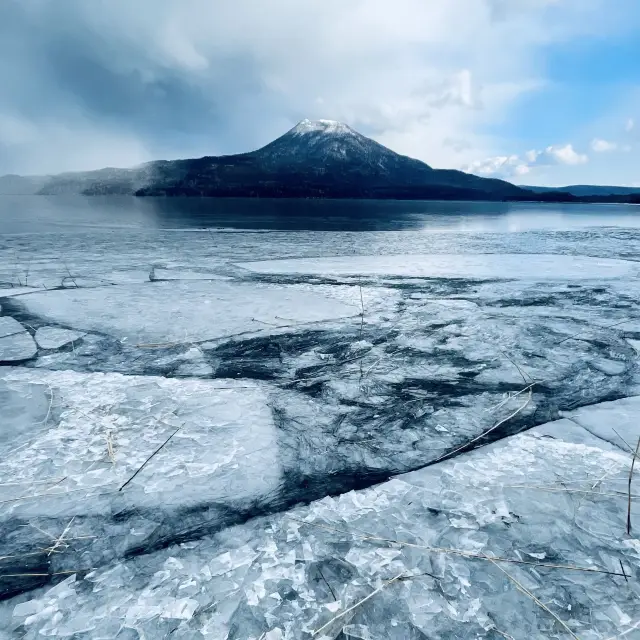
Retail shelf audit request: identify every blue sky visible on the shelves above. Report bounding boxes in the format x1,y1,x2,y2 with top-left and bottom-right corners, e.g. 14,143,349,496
0,0,638,187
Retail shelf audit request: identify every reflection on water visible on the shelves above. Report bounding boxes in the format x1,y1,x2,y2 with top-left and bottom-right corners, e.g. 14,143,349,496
0,195,639,234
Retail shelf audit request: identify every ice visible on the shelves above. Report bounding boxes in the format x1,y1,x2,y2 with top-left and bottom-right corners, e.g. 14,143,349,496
239,253,638,280
34,326,85,350
560,395,640,450
4,208,640,636
18,281,359,344
151,268,232,281
2,400,638,639
0,379,50,450
0,317,37,362
0,369,282,597
0,286,44,297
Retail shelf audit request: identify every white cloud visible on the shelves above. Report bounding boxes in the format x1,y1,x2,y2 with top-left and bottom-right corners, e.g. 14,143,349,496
590,138,618,152
464,142,588,178
543,144,588,165
464,154,528,176
627,118,635,132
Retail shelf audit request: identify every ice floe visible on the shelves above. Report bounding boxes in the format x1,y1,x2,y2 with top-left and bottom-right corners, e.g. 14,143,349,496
240,253,639,280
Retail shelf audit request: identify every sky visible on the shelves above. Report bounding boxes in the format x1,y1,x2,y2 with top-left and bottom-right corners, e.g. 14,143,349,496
0,0,639,187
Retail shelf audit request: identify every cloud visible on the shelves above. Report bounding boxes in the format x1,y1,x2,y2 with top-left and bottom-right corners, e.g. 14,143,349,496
464,155,530,177
627,118,635,132
0,0,634,175
541,144,589,165
590,138,618,152
465,142,588,178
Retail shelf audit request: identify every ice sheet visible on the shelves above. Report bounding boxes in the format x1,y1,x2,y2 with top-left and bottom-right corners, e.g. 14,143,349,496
18,281,359,343
2,398,638,639
0,369,282,594
239,253,639,280
0,317,37,362
34,327,86,350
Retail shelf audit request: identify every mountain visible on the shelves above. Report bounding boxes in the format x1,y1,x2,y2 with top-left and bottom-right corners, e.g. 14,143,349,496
524,184,640,198
2,120,531,201
1,120,636,202
133,119,534,200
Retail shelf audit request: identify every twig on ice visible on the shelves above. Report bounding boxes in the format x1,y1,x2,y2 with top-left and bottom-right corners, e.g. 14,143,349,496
627,437,640,535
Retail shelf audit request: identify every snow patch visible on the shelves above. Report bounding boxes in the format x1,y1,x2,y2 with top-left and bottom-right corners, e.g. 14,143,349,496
290,119,354,136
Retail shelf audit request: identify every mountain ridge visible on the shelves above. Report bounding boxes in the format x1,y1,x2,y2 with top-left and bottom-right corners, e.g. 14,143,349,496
523,184,640,197
1,120,639,203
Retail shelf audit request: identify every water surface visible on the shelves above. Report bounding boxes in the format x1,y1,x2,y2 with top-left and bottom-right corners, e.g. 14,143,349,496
1,195,639,234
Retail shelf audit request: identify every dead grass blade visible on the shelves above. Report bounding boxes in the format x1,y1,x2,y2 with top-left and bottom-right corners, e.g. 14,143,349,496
492,628,515,640
627,437,640,535
358,282,365,340
603,618,640,639
291,518,625,577
556,318,633,345
488,558,581,640
0,569,93,579
500,484,640,499
433,384,534,464
106,430,116,464
47,517,75,557
311,571,405,637
0,477,66,488
118,425,182,491
611,428,638,459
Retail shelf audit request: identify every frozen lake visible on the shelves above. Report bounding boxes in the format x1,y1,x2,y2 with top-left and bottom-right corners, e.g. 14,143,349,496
2,196,640,638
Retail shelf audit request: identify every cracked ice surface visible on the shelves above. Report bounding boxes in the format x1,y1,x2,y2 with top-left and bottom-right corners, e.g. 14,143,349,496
4,207,640,636
0,317,37,362
17,281,359,343
34,327,86,350
239,253,640,280
0,369,281,598
2,398,639,639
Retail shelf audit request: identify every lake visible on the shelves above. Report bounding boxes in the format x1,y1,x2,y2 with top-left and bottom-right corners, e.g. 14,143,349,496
1,195,640,234
2,195,640,636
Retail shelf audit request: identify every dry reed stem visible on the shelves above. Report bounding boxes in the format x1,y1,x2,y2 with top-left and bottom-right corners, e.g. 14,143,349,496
627,437,640,535
619,560,628,583
311,571,406,637
0,569,93,579
500,350,532,384
556,318,633,345
119,424,182,491
291,518,625,577
603,618,640,639
358,282,365,340
47,517,75,557
106,430,116,464
0,477,66,487
500,484,640,499
433,384,534,464
611,428,639,460
488,559,581,640
0,487,105,506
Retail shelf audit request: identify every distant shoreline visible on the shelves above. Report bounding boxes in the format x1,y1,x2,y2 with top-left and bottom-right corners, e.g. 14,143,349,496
2,192,640,205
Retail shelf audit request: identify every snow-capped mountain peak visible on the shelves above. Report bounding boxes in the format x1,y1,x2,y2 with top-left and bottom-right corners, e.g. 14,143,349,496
251,117,429,172
290,119,355,136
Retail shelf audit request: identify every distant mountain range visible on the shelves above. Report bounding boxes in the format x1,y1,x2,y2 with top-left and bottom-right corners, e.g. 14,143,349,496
1,120,639,203
523,184,640,198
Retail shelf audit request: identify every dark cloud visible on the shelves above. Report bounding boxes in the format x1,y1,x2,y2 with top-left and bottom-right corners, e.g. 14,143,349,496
0,0,292,172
